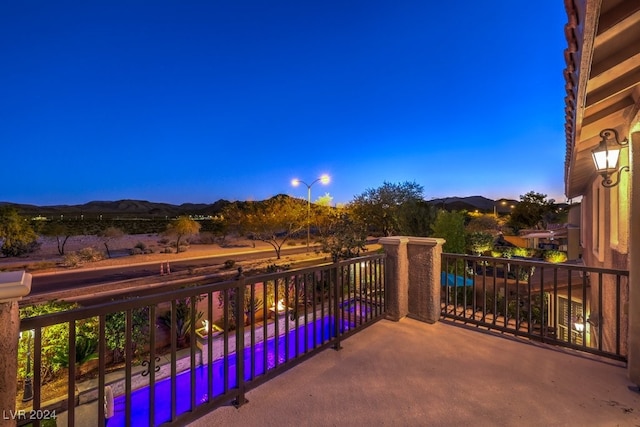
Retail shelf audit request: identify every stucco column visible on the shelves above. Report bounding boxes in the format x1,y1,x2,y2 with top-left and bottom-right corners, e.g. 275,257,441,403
379,237,409,321
407,237,446,324
628,131,640,386
0,271,32,427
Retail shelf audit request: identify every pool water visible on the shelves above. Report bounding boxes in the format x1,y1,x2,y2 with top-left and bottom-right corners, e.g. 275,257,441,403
108,316,342,426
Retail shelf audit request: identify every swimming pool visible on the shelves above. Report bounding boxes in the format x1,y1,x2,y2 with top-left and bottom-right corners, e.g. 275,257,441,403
108,316,341,426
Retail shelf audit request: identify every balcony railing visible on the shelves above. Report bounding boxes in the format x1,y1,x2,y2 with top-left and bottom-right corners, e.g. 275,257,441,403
441,253,628,361
17,254,386,427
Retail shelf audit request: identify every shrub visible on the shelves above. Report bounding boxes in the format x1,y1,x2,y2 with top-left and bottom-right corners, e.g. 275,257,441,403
19,301,98,384
544,250,567,263
1,239,41,257
130,247,143,255
134,241,147,251
491,247,513,259
63,252,82,267
157,298,203,347
52,335,99,369
512,247,532,258
78,247,105,262
265,263,291,273
223,259,236,269
105,307,150,363
163,247,173,254
157,237,170,245
467,232,494,256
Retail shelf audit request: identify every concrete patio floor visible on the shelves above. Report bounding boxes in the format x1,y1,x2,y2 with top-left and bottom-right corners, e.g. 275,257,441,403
188,318,640,427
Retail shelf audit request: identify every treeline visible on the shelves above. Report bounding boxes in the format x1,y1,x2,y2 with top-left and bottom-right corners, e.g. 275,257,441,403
0,185,566,260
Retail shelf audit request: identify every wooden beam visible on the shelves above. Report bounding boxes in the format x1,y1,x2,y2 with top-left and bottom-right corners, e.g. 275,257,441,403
590,44,640,84
581,113,634,148
595,5,640,47
586,68,640,107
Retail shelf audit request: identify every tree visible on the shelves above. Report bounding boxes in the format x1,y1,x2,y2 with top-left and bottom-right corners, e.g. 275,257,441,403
319,208,368,262
315,192,333,207
41,221,73,255
397,199,438,237
165,216,201,253
508,191,556,232
431,210,466,254
0,206,39,257
220,203,247,243
351,181,424,236
98,226,124,258
465,214,499,234
241,195,306,259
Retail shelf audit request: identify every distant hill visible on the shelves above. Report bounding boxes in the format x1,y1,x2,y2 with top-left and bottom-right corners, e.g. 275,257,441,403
1,195,521,219
427,196,519,213
0,199,232,219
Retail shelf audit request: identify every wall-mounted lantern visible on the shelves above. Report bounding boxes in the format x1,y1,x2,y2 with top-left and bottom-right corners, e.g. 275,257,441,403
591,128,629,188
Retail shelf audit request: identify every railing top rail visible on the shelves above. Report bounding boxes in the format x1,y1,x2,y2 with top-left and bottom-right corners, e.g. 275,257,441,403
441,252,628,277
20,253,386,331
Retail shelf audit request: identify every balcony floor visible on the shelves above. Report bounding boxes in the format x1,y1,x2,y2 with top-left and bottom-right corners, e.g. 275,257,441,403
188,318,640,426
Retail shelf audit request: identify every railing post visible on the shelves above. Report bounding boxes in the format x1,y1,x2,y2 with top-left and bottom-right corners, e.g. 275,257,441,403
0,271,32,427
234,267,248,407
332,262,342,350
406,237,446,324
379,237,409,321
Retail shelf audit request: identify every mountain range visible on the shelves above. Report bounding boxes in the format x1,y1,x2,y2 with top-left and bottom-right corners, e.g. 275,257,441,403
0,199,232,219
1,196,519,219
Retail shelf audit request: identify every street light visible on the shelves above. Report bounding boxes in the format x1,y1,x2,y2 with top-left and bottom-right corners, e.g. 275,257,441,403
291,174,330,251
493,200,508,216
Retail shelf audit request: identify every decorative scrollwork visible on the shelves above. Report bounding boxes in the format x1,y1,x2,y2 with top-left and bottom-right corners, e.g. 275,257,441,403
600,128,628,146
140,356,161,376
601,166,629,188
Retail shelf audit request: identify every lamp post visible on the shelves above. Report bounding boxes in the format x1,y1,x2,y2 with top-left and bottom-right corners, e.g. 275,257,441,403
21,330,34,402
291,174,330,252
493,200,508,216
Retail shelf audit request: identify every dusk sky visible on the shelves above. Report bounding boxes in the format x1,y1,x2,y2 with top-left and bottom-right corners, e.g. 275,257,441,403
1,2,568,206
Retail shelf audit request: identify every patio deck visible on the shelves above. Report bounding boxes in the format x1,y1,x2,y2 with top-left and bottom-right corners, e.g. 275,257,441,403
188,318,640,426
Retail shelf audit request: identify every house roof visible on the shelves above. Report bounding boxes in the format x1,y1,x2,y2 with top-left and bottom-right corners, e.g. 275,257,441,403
563,0,640,198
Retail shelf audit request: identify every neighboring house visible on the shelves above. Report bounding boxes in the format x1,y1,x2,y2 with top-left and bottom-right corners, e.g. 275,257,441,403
563,0,640,384
520,227,567,252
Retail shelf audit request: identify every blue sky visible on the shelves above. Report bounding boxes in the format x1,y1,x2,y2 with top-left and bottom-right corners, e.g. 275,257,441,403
1,1,567,206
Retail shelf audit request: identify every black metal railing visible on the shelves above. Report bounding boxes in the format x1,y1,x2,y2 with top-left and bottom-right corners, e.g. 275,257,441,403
440,253,628,361
17,254,386,426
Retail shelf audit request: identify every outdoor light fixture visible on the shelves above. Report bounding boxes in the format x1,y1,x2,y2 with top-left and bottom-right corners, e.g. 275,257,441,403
573,313,600,333
291,174,330,251
591,128,629,188
21,329,34,402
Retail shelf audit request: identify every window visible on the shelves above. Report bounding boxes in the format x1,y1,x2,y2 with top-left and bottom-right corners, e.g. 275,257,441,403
557,296,584,346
